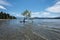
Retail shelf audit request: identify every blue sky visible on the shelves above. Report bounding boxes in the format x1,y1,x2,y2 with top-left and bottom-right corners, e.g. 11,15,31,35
0,0,60,17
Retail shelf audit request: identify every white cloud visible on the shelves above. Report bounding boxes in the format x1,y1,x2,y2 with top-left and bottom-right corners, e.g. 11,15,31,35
41,12,59,17
31,11,59,18
0,0,12,10
31,12,41,17
31,1,60,17
0,5,7,10
10,12,23,17
46,1,60,13
41,12,50,17
31,12,52,17
0,0,11,6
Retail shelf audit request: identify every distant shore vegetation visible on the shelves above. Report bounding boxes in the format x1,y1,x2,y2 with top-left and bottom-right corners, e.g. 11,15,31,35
0,11,16,19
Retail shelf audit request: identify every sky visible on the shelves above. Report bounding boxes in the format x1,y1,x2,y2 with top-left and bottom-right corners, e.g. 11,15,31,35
0,0,60,17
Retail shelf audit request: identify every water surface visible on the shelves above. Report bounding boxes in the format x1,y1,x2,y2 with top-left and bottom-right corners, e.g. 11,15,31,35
0,19,60,40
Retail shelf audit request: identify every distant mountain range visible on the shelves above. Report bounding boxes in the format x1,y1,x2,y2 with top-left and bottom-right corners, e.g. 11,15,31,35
17,17,60,19
32,17,60,19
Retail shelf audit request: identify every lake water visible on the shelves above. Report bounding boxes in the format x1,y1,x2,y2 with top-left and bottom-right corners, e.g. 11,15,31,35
33,19,60,28
1,19,60,28
1,19,60,27
0,19,60,40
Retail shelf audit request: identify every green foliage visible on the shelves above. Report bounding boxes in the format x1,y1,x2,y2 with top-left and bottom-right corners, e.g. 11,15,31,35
22,10,31,18
0,11,16,19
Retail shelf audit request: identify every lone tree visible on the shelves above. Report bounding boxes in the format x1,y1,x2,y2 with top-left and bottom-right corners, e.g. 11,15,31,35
22,9,31,22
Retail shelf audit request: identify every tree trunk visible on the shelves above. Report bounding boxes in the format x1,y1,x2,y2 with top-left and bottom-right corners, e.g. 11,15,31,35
23,17,25,23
